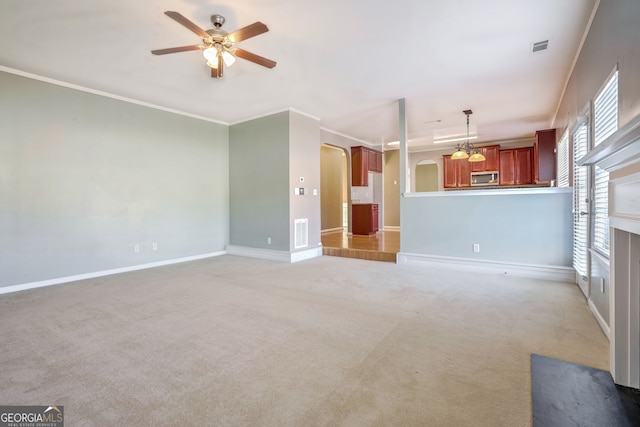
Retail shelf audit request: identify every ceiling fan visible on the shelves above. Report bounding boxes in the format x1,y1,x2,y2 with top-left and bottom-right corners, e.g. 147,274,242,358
151,11,276,78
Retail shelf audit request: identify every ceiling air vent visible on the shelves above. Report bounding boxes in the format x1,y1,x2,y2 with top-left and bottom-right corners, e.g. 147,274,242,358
532,40,549,53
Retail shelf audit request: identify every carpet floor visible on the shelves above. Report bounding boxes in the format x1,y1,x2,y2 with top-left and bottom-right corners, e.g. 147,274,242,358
0,255,609,426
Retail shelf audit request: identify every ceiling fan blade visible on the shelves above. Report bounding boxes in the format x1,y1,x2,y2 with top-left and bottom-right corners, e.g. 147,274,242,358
234,48,277,69
151,45,202,55
164,11,210,39
227,22,269,43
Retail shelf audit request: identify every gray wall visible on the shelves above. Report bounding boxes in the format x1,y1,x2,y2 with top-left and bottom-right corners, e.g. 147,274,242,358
229,112,290,251
590,253,610,324
289,111,321,251
402,190,573,266
552,0,640,323
554,0,640,134
0,71,229,287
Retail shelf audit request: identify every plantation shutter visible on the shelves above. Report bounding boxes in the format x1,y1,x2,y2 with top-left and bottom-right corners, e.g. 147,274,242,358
591,70,618,257
572,123,588,276
556,130,569,187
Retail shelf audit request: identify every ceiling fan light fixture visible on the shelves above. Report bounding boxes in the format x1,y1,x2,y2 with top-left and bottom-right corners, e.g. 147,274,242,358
221,49,236,66
203,47,218,63
153,11,276,78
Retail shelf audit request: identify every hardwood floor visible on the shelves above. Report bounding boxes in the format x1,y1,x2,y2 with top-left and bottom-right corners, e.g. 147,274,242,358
321,229,400,263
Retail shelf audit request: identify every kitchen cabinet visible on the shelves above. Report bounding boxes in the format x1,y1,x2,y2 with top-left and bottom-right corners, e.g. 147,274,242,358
367,149,383,173
533,129,556,184
499,148,532,185
352,203,379,235
443,155,471,188
352,146,383,186
470,145,500,172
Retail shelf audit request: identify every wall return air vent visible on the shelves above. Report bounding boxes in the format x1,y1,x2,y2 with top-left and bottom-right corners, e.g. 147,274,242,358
294,218,308,249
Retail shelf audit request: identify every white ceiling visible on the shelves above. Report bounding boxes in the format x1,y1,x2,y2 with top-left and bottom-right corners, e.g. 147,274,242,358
0,0,598,151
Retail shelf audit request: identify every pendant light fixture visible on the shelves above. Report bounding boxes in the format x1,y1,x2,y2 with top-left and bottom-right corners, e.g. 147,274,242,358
452,110,486,162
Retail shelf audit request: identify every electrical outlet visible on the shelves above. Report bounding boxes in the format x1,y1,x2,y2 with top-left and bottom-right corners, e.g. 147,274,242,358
473,244,480,253
267,237,272,245
134,244,140,253
152,243,158,251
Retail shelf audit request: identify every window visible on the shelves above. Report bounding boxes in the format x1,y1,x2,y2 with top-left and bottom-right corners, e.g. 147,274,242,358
556,130,569,187
591,70,618,256
572,122,588,276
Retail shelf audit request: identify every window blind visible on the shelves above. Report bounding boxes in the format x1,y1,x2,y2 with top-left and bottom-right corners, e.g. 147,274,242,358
591,70,618,257
557,130,569,187
594,71,618,146
572,123,588,276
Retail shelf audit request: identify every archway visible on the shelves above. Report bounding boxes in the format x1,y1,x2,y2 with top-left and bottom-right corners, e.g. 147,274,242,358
415,160,438,192
320,144,348,231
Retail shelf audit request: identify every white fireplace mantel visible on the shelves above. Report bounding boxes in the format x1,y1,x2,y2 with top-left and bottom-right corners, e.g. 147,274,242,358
578,113,640,172
578,113,640,390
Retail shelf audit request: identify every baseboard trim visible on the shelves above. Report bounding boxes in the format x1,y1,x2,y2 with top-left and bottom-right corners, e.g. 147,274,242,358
226,245,322,263
588,298,611,340
383,226,401,231
292,247,323,262
396,252,575,282
0,251,227,295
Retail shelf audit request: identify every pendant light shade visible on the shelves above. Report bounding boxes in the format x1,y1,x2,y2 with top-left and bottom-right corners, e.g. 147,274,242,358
451,149,469,160
451,109,485,162
468,152,486,162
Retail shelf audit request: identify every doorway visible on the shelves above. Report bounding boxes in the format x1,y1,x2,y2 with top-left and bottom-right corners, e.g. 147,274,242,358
320,144,348,232
416,160,439,192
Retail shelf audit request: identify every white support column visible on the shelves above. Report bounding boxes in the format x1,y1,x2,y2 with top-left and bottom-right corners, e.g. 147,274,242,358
398,98,408,194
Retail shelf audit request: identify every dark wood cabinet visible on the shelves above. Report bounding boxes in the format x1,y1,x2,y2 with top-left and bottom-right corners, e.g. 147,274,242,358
375,151,383,172
352,147,369,186
533,129,556,184
470,145,500,172
515,147,533,184
499,150,515,185
352,203,379,235
443,155,471,188
499,148,532,185
351,146,383,186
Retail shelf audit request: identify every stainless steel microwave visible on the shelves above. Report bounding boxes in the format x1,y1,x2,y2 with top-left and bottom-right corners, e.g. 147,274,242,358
470,171,499,186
